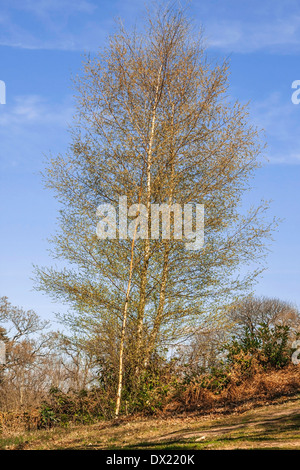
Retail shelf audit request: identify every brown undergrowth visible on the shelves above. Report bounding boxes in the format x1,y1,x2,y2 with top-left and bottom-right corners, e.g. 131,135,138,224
1,364,299,435
169,365,300,415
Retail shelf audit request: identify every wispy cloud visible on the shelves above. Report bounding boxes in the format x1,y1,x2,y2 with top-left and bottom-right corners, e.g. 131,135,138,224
205,17,300,53
0,94,73,125
193,0,300,54
0,0,107,51
1,0,299,53
0,95,74,169
249,92,300,164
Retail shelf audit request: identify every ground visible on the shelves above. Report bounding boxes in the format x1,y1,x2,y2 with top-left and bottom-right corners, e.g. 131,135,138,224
1,396,300,450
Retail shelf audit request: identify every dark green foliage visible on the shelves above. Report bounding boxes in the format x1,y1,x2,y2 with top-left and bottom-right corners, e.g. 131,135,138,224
223,322,293,369
178,322,297,398
120,352,177,415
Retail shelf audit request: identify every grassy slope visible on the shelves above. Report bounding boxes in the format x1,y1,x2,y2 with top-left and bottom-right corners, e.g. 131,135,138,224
1,396,300,450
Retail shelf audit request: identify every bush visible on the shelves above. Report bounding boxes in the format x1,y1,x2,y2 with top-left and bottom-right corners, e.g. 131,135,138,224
120,353,178,415
223,322,294,370
39,387,115,428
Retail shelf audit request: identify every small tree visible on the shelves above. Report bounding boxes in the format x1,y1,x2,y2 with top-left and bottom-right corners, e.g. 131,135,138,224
223,296,300,369
224,322,293,370
0,297,51,410
228,296,300,342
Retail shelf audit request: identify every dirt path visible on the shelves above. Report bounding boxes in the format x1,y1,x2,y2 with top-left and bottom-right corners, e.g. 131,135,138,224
150,406,300,444
1,396,300,450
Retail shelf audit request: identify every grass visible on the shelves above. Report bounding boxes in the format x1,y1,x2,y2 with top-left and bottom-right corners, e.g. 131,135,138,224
1,395,300,450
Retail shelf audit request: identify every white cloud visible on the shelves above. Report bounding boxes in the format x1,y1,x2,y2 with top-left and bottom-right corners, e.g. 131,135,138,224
205,16,300,53
248,93,300,164
0,95,73,125
0,0,106,51
0,0,300,53
0,95,74,170
190,0,300,53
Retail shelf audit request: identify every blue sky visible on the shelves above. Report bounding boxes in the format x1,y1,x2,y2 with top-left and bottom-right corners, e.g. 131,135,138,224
0,0,300,323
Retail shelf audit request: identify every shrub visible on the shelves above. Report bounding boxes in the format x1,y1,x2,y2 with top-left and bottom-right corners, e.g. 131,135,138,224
223,322,293,370
39,386,115,428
